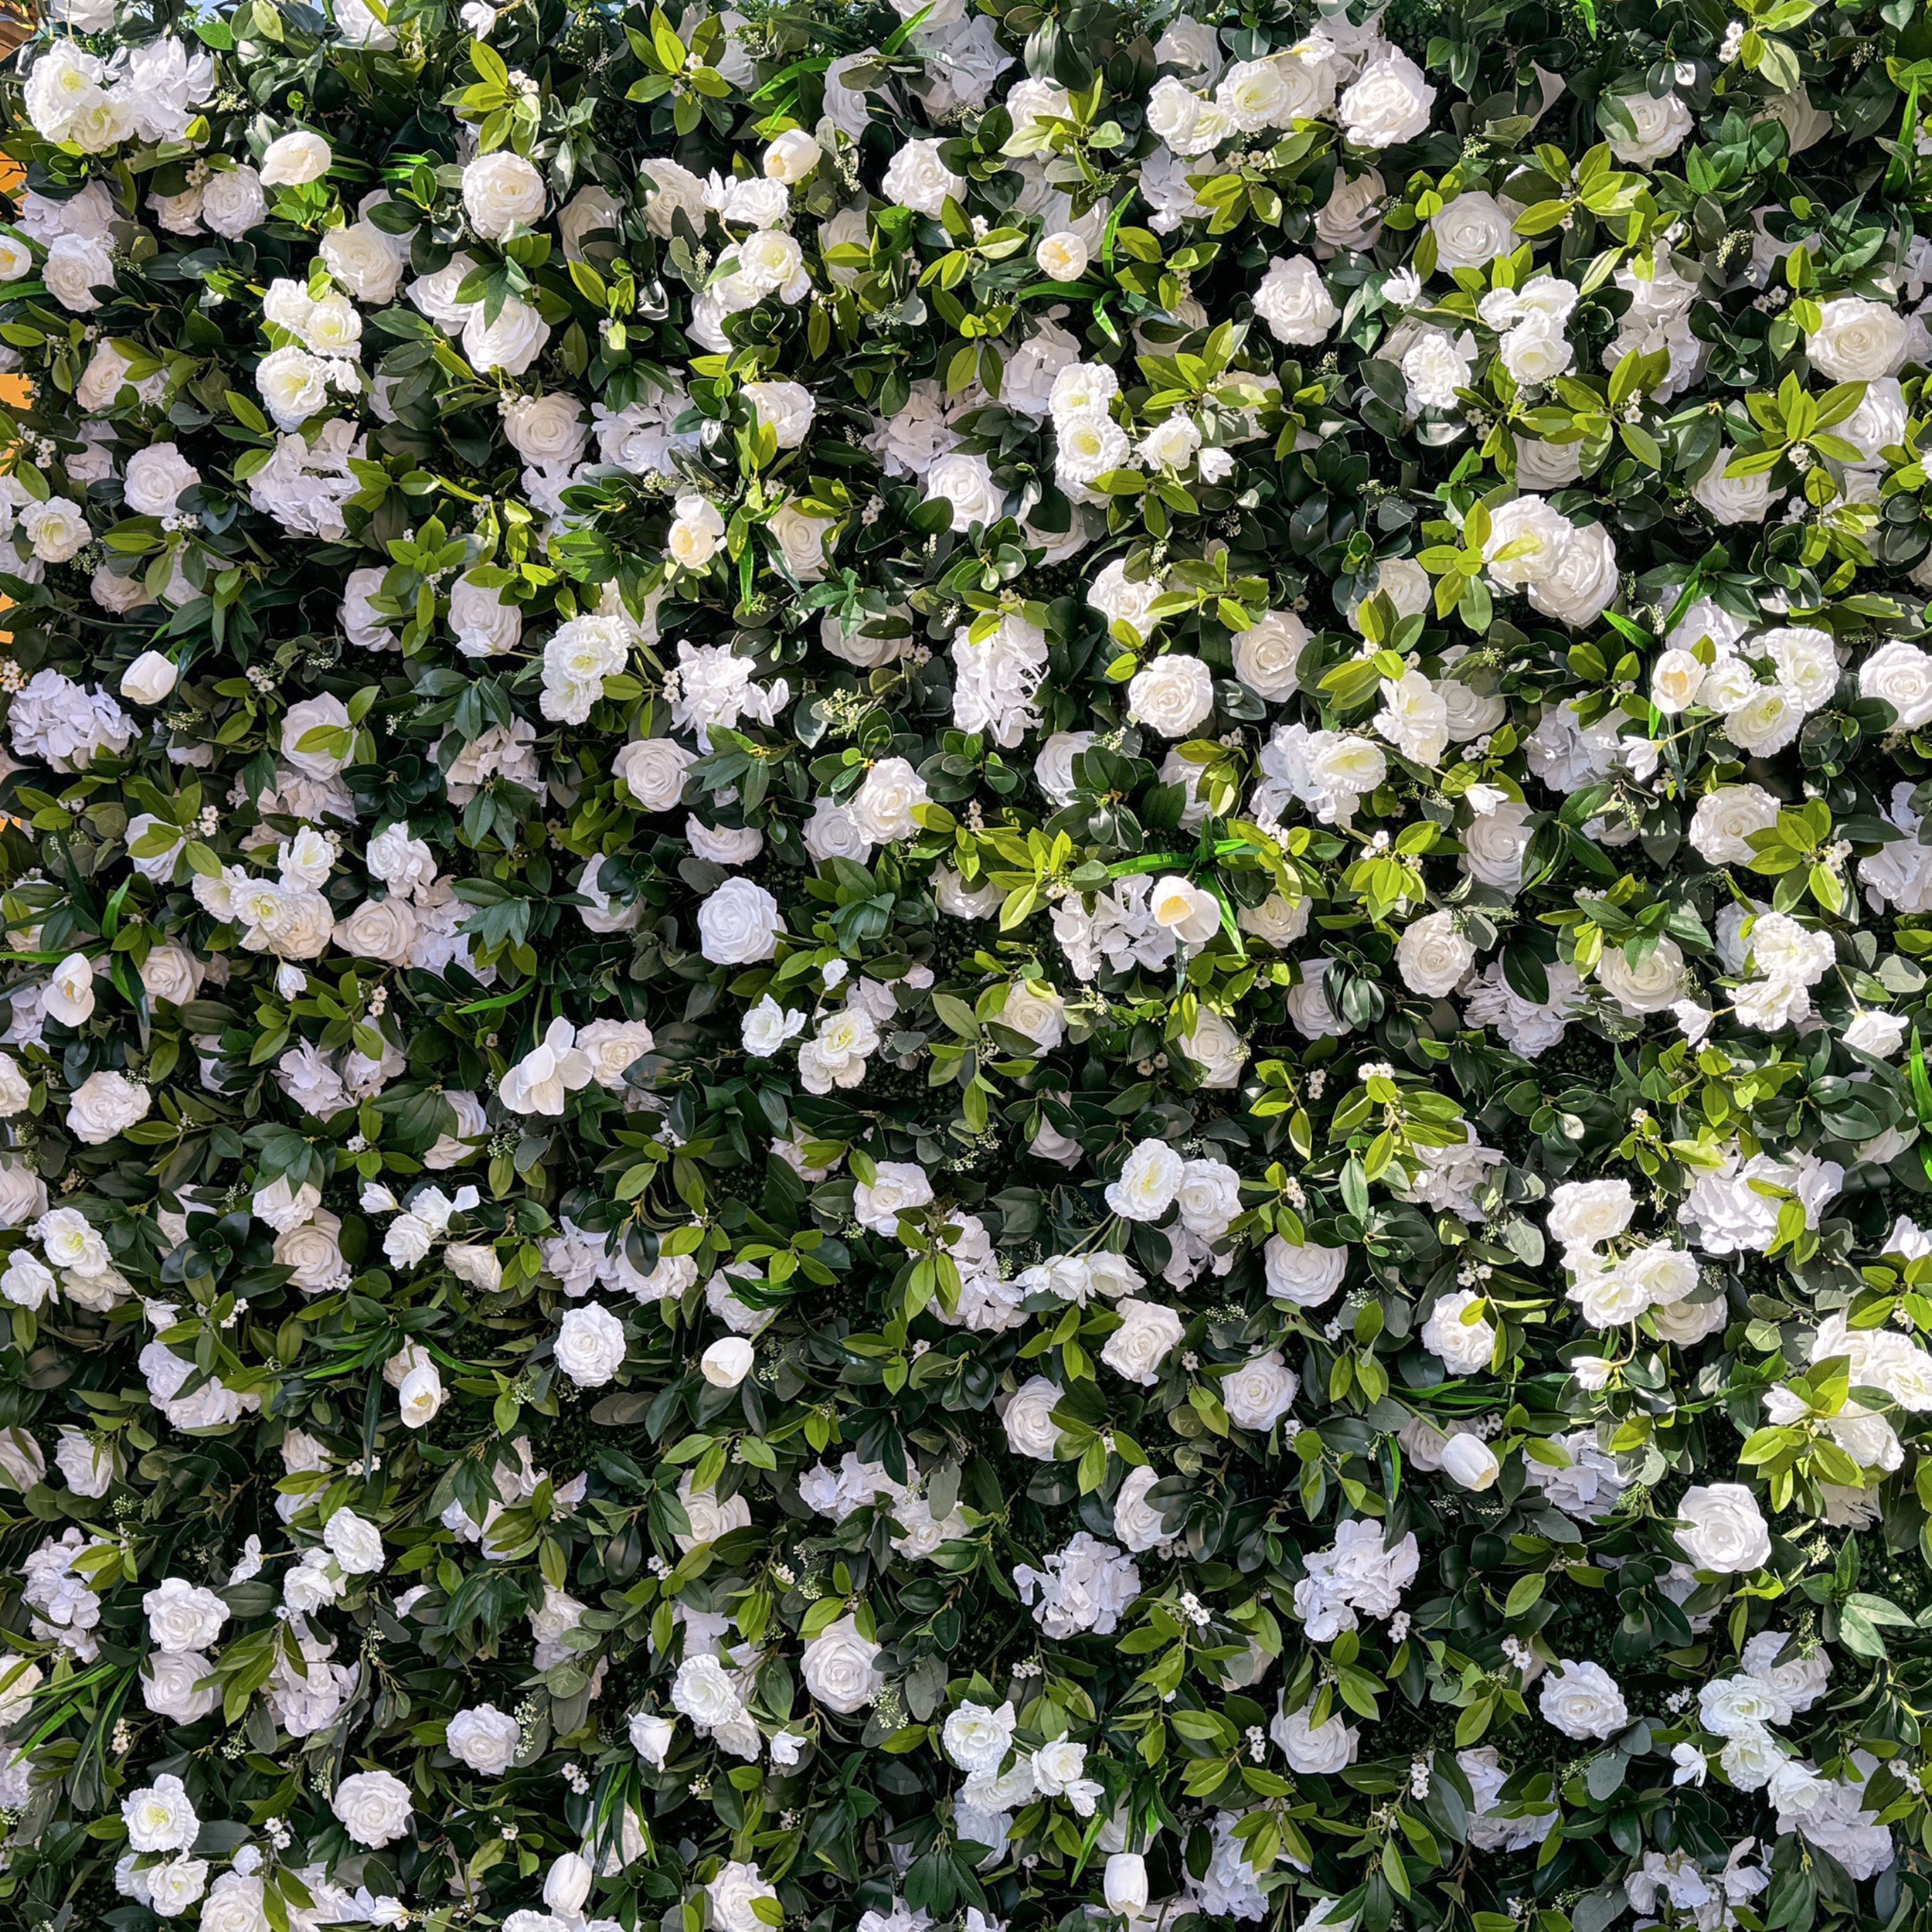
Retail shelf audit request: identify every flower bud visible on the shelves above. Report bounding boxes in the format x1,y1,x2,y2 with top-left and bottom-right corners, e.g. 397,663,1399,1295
701,1336,754,1387
1104,1853,1148,1915
120,650,178,705
1440,1432,1500,1491
764,128,821,183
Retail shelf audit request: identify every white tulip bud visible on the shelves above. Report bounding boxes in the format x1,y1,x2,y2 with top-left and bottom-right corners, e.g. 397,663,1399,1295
120,650,179,705
1104,1853,1148,1915
701,1336,754,1387
544,1852,594,1916
1440,1433,1501,1491
260,129,334,186
764,129,821,183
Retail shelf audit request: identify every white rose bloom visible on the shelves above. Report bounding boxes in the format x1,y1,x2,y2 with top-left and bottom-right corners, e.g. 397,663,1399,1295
1271,1702,1358,1774
1251,256,1338,345
67,1070,152,1145
943,1698,1017,1775
1595,935,1687,1015
142,1647,218,1722
1692,452,1777,524
1538,1660,1629,1740
1127,655,1214,737
743,377,816,448
1339,47,1435,146
1099,1296,1185,1385
1264,1235,1347,1305
1606,90,1692,164
800,1614,883,1713
697,878,781,964
1807,294,1907,381
332,1768,414,1847
447,1703,522,1774
144,1575,229,1653
1430,190,1513,268
1231,610,1308,698
1223,1351,1298,1430
554,1301,628,1387
709,1862,781,1932
852,1161,934,1235
1002,1376,1065,1459
1675,1481,1771,1573
1396,910,1474,996
882,139,964,217
1420,1288,1495,1376
1860,640,1932,728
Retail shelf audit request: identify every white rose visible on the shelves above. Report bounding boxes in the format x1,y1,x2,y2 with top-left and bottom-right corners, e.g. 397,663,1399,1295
709,1862,780,1932
925,451,1005,532
1595,935,1687,1014
852,1161,934,1235
1003,1374,1064,1459
800,1614,883,1713
1526,519,1617,626
1675,1481,1771,1573
1099,1297,1184,1386
1127,655,1214,737
1339,48,1435,148
1231,610,1308,699
1431,191,1514,269
1222,1351,1298,1430
67,1069,151,1145
743,377,815,450
321,219,406,304
555,1301,628,1388
499,392,588,468
1539,1660,1628,1740
1396,909,1474,996
142,1648,218,1722
768,501,834,580
332,1769,413,1847
1692,453,1777,525
882,139,964,218
462,294,549,376
43,233,114,311
697,878,781,964
1272,1703,1357,1774
1605,90,1692,164
1251,256,1337,345
1420,1288,1496,1375
1808,294,1907,382
1860,640,1932,728
615,736,696,811
1264,1235,1347,1305
447,573,523,657
447,1703,522,1774
1547,1179,1634,1253
1180,1007,1247,1088
144,1574,230,1653
202,165,267,238
461,150,546,238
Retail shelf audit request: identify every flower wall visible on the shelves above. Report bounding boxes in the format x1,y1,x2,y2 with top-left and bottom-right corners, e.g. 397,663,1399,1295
0,0,1929,1930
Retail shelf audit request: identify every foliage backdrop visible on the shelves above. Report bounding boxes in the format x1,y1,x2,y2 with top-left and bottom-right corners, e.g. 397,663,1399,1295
0,2,1930,1932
